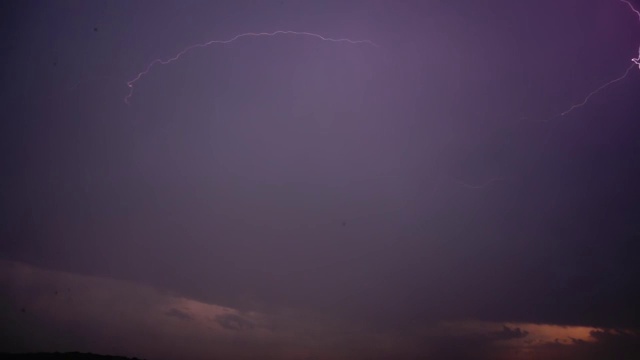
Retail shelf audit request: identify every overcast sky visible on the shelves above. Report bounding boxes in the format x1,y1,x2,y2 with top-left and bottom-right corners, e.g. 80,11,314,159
2,0,640,359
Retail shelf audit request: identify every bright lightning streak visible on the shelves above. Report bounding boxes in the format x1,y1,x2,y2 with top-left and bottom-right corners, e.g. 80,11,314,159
621,0,640,21
553,0,640,119
124,30,379,104
451,1,639,190
559,63,636,117
525,1,640,180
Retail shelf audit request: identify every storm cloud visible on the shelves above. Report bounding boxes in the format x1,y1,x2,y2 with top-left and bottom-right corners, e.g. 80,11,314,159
1,0,640,358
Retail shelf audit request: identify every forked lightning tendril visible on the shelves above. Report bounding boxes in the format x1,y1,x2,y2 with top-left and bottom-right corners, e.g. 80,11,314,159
559,62,636,117
621,0,640,21
555,0,640,119
124,31,378,104
463,1,640,190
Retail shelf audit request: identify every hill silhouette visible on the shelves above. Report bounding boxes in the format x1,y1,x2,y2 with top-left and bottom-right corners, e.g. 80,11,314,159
0,353,145,360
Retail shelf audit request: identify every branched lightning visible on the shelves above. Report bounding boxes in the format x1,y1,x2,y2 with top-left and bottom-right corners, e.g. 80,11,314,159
449,1,640,191
524,1,640,182
124,30,379,104
621,0,640,21
553,0,640,119
558,62,636,117
117,6,638,197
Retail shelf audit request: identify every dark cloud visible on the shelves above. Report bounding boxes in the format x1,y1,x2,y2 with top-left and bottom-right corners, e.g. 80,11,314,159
409,332,504,360
534,329,640,360
1,0,640,358
164,308,193,322
214,314,255,331
489,325,529,341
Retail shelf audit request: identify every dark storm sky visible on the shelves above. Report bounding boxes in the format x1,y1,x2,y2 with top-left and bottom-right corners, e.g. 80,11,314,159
2,0,640,359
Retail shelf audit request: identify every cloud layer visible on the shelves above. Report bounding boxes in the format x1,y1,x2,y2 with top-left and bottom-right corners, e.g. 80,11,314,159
2,260,639,359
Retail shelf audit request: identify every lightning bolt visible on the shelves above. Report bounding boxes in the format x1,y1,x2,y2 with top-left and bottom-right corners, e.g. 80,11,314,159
558,62,637,117
124,30,379,104
551,0,640,119
524,1,640,181
621,0,640,21
451,1,640,191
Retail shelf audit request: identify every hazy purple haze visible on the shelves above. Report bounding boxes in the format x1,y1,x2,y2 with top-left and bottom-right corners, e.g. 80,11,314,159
2,0,640,359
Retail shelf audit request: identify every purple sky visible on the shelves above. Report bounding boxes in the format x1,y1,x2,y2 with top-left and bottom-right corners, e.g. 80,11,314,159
2,0,640,359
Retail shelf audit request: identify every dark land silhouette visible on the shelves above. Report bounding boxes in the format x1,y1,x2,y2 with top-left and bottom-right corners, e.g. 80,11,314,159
0,353,145,360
